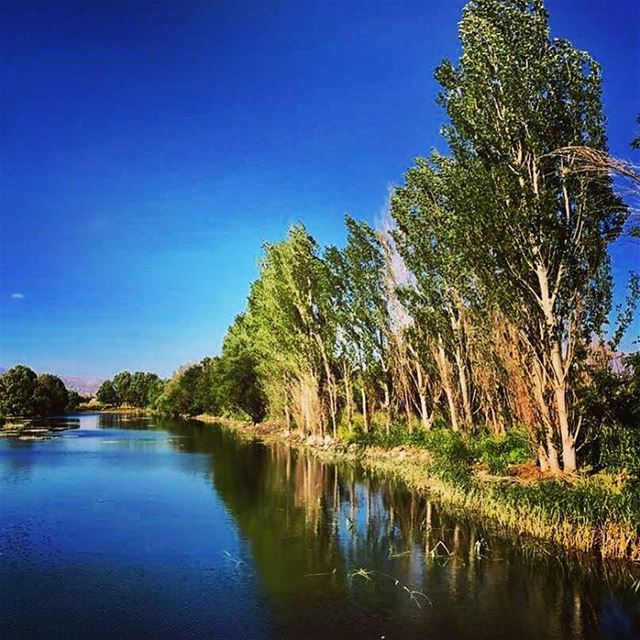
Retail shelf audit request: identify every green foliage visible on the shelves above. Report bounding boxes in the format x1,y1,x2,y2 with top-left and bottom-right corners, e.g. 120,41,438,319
0,365,38,416
597,425,640,475
128,371,165,408
579,352,640,474
244,224,340,431
421,429,475,482
0,366,72,417
154,359,218,417
214,316,265,422
32,373,69,416
111,371,133,405
475,429,534,474
97,371,165,408
96,380,118,405
65,390,86,412
326,216,390,392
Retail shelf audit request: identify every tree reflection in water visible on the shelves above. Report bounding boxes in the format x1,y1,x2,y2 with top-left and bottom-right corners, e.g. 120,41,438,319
100,415,640,640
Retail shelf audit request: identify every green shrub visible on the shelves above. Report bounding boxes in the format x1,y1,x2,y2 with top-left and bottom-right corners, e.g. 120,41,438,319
597,424,640,475
475,428,534,474
422,428,475,483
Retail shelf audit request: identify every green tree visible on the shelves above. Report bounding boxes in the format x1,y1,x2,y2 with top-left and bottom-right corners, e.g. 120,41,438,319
155,364,205,417
215,315,265,422
194,357,219,415
433,0,627,472
325,216,390,432
247,225,337,435
96,380,118,405
33,374,69,416
128,372,148,407
111,371,133,406
391,157,480,433
143,372,165,407
0,365,38,416
66,390,86,412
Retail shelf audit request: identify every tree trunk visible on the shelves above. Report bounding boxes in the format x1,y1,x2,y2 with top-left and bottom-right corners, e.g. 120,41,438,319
418,392,431,430
530,355,561,473
536,262,576,473
415,363,431,430
443,384,459,432
361,387,368,433
315,336,336,438
454,345,473,429
383,381,391,436
344,366,353,426
435,341,459,431
545,429,561,474
537,445,550,472
404,388,413,433
284,380,291,432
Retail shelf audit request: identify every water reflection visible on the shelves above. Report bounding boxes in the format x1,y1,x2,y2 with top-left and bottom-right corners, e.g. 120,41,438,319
123,416,639,640
1,413,638,640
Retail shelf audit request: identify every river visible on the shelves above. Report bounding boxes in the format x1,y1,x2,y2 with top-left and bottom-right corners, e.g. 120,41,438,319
0,413,638,639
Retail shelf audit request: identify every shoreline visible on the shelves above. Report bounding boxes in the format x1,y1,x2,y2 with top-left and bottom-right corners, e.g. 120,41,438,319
194,414,640,563
75,405,150,415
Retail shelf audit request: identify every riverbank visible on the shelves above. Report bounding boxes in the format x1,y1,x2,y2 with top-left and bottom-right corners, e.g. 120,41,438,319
195,414,640,562
75,402,150,415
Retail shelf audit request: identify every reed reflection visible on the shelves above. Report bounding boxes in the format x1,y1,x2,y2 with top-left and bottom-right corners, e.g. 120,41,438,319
117,416,638,640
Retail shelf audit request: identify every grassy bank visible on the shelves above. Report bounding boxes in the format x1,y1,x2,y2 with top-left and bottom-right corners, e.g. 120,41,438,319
195,414,640,562
75,401,150,415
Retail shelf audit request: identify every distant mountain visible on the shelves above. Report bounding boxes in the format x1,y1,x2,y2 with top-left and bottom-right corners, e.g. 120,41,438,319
60,376,103,397
0,366,102,396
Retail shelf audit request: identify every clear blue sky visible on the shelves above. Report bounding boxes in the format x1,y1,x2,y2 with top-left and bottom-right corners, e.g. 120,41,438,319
1,0,638,379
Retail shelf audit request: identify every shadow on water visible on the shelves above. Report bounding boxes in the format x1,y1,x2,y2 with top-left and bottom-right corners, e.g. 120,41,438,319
1,413,638,640
106,415,640,640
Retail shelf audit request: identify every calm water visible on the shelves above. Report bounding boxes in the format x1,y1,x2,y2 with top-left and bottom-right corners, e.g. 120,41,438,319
1,414,638,640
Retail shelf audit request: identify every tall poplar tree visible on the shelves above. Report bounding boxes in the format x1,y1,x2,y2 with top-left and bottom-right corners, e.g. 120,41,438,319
435,0,628,471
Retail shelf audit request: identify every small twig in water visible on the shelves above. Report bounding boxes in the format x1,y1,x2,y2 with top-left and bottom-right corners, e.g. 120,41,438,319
222,550,245,568
305,569,337,577
349,567,432,608
474,538,489,559
429,540,453,558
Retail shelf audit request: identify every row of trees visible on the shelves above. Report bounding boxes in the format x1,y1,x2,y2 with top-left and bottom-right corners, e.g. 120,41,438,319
96,370,165,408
154,347,265,421
95,359,262,421
197,0,637,474
12,1,632,477
154,358,218,417
0,365,85,417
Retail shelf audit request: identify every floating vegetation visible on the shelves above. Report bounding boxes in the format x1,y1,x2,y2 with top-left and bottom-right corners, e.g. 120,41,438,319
349,568,432,609
0,417,79,440
222,550,245,568
428,540,453,558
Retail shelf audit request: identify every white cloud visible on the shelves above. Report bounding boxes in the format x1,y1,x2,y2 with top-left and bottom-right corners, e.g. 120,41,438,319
10,293,25,299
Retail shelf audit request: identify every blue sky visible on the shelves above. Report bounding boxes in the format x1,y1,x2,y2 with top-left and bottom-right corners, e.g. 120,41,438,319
1,0,638,379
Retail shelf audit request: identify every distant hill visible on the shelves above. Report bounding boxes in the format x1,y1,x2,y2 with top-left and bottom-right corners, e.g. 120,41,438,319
60,376,103,397
0,366,102,397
